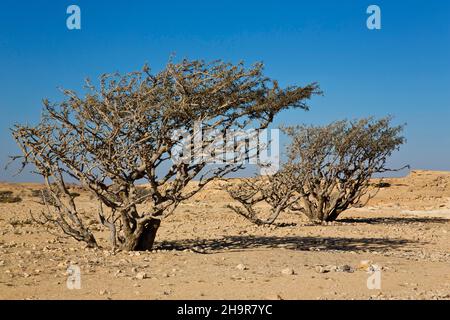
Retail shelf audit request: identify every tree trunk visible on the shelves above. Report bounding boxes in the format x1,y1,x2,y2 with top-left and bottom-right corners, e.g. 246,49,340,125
86,233,99,248
325,209,340,222
134,218,161,251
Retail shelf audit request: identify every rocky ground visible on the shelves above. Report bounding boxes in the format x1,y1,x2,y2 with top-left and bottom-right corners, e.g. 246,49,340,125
0,170,449,300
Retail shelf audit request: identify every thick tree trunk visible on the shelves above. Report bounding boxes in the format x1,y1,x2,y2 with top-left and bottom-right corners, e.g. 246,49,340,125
134,218,161,251
325,209,340,222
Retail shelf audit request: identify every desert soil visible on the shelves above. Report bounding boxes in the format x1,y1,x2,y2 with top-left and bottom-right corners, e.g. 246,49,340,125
0,170,449,300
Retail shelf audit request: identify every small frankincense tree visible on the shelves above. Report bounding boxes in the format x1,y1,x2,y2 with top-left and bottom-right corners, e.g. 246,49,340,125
11,58,320,250
228,117,405,224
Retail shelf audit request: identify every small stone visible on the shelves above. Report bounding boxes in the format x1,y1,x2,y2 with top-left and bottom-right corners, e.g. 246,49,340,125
315,266,327,273
99,290,108,295
236,264,248,271
281,267,295,275
136,272,147,280
0,260,5,266
336,265,354,273
315,265,336,273
358,260,373,271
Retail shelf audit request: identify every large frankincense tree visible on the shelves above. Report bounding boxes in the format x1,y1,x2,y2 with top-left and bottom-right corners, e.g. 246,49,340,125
11,59,320,250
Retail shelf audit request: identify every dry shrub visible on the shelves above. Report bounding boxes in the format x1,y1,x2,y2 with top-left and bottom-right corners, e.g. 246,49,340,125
0,191,22,203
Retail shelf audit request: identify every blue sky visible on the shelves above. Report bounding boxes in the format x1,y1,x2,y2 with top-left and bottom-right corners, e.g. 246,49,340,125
0,0,449,181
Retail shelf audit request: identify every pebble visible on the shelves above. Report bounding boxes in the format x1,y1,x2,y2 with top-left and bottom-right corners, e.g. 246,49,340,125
358,260,373,271
336,265,354,273
281,267,295,275
236,264,248,271
315,265,336,273
136,272,147,280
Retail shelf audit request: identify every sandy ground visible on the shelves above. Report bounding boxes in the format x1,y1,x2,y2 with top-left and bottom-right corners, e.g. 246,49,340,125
0,170,449,300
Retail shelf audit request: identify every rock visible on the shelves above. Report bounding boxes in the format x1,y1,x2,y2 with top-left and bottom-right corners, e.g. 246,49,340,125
315,266,327,273
281,267,295,275
358,260,373,271
315,265,336,273
236,264,248,271
136,272,147,280
0,260,4,266
336,265,354,273
99,290,109,295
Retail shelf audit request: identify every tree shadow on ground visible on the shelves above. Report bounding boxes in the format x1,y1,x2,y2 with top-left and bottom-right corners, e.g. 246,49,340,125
156,235,417,253
338,217,449,225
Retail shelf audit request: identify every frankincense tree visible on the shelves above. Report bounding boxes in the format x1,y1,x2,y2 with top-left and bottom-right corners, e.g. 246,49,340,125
227,117,405,224
11,58,320,250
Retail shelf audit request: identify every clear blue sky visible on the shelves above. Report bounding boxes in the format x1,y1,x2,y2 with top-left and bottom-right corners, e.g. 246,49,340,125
0,0,449,182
